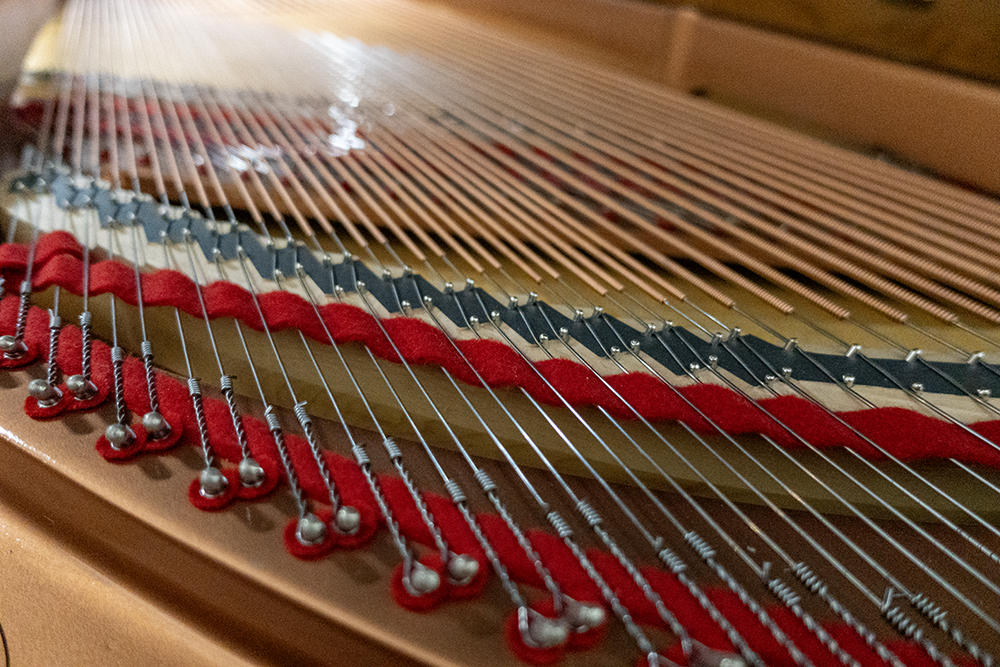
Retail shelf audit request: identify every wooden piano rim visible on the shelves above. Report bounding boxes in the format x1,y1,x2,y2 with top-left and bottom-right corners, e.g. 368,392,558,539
422,0,1000,198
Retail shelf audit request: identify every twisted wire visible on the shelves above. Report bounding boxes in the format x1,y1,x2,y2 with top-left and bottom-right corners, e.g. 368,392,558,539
767,575,860,667
111,346,128,424
562,535,657,657
883,605,955,667
792,563,905,667
392,456,449,558
911,593,995,667
684,532,814,667
46,316,62,387
220,375,251,460
294,402,340,511
652,545,762,666
12,282,31,345
79,312,93,381
486,488,566,609
591,522,692,656
19,8,1000,664
716,557,812,667
674,566,761,666
141,340,160,415
265,407,306,517
455,500,525,607
352,449,412,561
188,378,214,469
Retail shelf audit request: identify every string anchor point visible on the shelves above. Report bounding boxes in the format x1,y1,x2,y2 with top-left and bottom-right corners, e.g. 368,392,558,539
66,374,98,401
334,505,361,535
296,512,328,546
27,378,62,408
690,641,748,667
199,465,229,499
105,422,137,450
518,606,569,649
238,456,266,488
446,553,479,585
0,334,28,359
405,560,441,596
564,598,606,632
142,411,171,440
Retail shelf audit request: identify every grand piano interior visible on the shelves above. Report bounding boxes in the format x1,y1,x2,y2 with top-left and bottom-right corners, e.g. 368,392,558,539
1,0,999,665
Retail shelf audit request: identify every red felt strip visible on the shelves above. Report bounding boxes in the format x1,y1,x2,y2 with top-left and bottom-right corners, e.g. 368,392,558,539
6,235,1000,472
